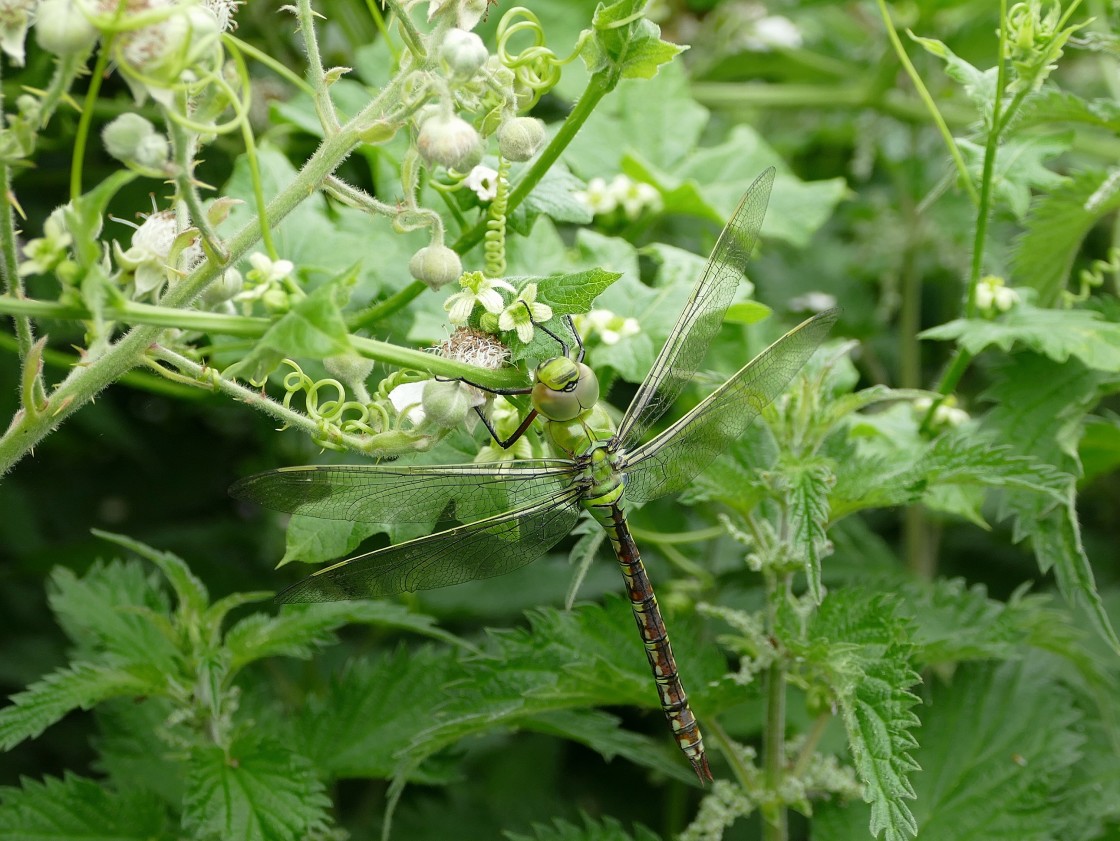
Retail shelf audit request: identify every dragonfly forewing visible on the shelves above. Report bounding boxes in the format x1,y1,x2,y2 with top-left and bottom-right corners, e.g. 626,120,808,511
615,168,775,451
231,460,579,527
620,309,840,505
277,489,585,602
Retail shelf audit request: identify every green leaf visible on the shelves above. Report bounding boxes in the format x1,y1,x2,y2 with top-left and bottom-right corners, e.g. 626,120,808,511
224,601,464,672
908,33,997,123
94,697,186,805
957,133,1071,219
920,304,1120,372
0,773,166,840
804,590,920,841
1016,89,1120,133
785,457,834,603
511,162,594,231
531,268,622,314
1012,169,1120,305
225,268,356,384
93,530,210,615
816,660,1084,841
47,560,176,668
280,513,382,567
580,0,685,88
983,353,1120,653
0,661,158,751
506,814,662,841
183,735,330,841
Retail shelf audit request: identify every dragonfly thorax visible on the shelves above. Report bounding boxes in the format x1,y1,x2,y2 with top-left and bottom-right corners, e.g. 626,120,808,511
531,357,600,422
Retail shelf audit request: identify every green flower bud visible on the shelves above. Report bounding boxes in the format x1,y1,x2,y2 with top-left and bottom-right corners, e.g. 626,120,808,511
479,311,499,333
497,117,546,162
102,114,170,172
417,113,483,171
201,268,243,306
422,379,473,428
261,287,290,313
409,244,463,290
35,0,98,56
440,28,488,79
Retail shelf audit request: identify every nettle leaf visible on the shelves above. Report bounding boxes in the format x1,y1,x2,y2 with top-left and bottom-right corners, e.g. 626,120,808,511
785,457,834,604
183,735,330,841
506,814,662,841
983,354,1120,652
224,602,462,672
816,660,1084,841
921,304,1120,372
47,560,176,668
94,530,210,615
296,647,458,780
0,772,166,840
1015,89,1120,133
1012,169,1120,305
94,697,185,805
580,0,685,87
957,133,1071,218
226,268,356,384
0,661,160,751
804,590,921,841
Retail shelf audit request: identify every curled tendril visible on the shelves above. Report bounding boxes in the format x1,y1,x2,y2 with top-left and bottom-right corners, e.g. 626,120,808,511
1071,246,1119,304
280,359,391,450
484,157,510,278
496,7,569,108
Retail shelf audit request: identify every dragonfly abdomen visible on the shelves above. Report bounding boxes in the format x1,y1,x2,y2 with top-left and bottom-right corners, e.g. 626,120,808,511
589,498,713,783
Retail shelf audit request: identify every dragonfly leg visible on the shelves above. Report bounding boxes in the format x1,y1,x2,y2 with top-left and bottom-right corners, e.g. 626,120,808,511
473,404,539,449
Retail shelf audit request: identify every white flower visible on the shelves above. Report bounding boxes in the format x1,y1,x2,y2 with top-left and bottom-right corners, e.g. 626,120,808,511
574,177,618,216
246,252,294,284
444,271,516,324
388,380,427,426
583,309,639,345
466,165,500,201
789,291,839,313
498,283,552,343
427,0,487,31
612,175,661,220
114,210,178,296
750,15,802,50
975,275,1020,316
0,0,35,64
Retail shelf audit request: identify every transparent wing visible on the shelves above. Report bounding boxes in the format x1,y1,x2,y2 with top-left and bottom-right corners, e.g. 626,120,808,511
277,490,584,602
615,168,775,450
620,310,839,505
230,459,579,526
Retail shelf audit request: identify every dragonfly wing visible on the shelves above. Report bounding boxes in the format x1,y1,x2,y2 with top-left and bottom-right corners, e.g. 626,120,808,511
277,490,584,602
615,168,775,451
620,310,839,505
231,459,578,526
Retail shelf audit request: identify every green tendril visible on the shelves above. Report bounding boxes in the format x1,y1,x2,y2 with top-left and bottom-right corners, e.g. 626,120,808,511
496,7,564,108
484,157,510,278
279,359,391,450
1071,245,1119,304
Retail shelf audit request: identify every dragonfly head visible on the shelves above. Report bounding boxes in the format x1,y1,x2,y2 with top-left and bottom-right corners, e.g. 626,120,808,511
532,357,599,422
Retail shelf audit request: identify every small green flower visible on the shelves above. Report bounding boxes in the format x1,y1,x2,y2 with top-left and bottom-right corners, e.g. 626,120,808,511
499,283,552,343
444,271,516,324
19,207,72,277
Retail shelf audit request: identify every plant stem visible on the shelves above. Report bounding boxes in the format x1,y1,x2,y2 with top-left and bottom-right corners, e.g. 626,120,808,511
451,71,611,255
762,573,790,841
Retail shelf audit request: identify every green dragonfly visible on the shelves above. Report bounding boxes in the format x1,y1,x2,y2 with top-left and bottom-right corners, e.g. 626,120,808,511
231,168,839,782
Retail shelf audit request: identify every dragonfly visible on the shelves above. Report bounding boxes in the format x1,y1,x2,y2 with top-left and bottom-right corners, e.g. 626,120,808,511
231,168,839,782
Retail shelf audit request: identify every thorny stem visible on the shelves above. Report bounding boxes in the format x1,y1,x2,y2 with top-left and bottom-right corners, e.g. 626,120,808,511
297,0,342,133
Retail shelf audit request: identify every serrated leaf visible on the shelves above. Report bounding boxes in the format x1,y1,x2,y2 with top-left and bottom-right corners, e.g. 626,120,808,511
957,133,1071,219
1015,89,1120,133
93,530,210,615
94,697,186,805
0,662,159,751
296,647,458,780
805,591,921,841
47,561,176,669
506,814,662,841
512,162,594,230
224,601,463,672
1012,169,1120,305
908,33,997,122
280,513,383,567
0,773,166,840
183,735,330,841
786,458,833,604
921,305,1120,372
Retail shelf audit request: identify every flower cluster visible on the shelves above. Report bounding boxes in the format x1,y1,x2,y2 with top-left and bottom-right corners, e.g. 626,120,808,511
575,175,662,220
974,275,1020,317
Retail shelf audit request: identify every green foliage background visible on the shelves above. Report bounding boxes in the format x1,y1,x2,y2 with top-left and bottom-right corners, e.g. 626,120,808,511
1,1,1119,840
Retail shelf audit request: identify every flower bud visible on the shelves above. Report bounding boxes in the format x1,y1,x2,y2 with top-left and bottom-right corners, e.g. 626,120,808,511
409,244,463,290
417,113,483,171
35,0,98,56
497,117,545,162
422,379,473,428
201,268,243,306
102,114,169,171
440,28,488,80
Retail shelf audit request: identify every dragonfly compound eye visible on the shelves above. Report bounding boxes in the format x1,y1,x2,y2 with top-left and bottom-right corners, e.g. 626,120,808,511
532,360,599,421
